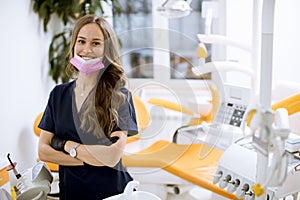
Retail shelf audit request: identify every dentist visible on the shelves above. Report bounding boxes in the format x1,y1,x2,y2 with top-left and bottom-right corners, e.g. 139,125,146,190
38,14,138,200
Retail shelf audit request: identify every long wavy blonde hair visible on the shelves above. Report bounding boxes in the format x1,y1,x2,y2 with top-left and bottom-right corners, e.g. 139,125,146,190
66,14,127,138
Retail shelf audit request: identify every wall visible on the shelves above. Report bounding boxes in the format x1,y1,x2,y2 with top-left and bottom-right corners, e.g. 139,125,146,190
273,0,300,84
225,0,300,133
0,0,55,179
226,0,300,93
272,0,300,133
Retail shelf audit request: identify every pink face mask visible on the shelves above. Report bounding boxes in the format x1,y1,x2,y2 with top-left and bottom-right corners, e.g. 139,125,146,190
70,54,105,75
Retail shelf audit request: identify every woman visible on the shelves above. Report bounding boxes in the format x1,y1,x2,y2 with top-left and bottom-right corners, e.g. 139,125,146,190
38,14,138,200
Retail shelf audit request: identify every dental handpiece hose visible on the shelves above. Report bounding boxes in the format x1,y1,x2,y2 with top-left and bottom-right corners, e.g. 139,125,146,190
7,153,21,179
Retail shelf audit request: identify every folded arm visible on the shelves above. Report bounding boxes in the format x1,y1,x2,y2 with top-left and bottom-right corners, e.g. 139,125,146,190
64,131,127,167
38,130,84,166
38,130,127,167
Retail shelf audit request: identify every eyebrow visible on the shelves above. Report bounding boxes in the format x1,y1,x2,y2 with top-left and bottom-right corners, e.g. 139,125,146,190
77,36,103,41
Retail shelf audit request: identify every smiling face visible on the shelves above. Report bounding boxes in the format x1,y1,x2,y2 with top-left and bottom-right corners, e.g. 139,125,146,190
74,23,105,60
66,15,123,79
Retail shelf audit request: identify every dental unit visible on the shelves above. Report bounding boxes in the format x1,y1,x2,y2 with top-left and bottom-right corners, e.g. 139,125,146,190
122,0,300,200
5,154,53,200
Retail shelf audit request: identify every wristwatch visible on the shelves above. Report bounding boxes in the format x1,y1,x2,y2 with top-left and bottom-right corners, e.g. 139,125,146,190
70,143,80,158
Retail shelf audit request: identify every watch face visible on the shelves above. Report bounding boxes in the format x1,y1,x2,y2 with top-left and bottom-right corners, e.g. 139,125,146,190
70,148,76,158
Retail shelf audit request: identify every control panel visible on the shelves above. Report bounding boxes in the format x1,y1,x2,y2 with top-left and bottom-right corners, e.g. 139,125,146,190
214,83,251,128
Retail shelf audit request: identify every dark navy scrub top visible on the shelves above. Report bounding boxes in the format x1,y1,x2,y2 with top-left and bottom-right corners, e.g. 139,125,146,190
38,80,138,200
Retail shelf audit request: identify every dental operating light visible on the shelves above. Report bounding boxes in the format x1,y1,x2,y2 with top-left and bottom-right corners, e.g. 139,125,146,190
157,0,192,19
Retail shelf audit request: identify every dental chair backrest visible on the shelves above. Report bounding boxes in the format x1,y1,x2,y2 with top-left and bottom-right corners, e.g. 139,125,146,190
33,112,59,172
128,95,151,143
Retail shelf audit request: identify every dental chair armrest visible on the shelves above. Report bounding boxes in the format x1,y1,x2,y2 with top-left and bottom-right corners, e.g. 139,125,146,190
172,124,206,143
173,125,191,143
